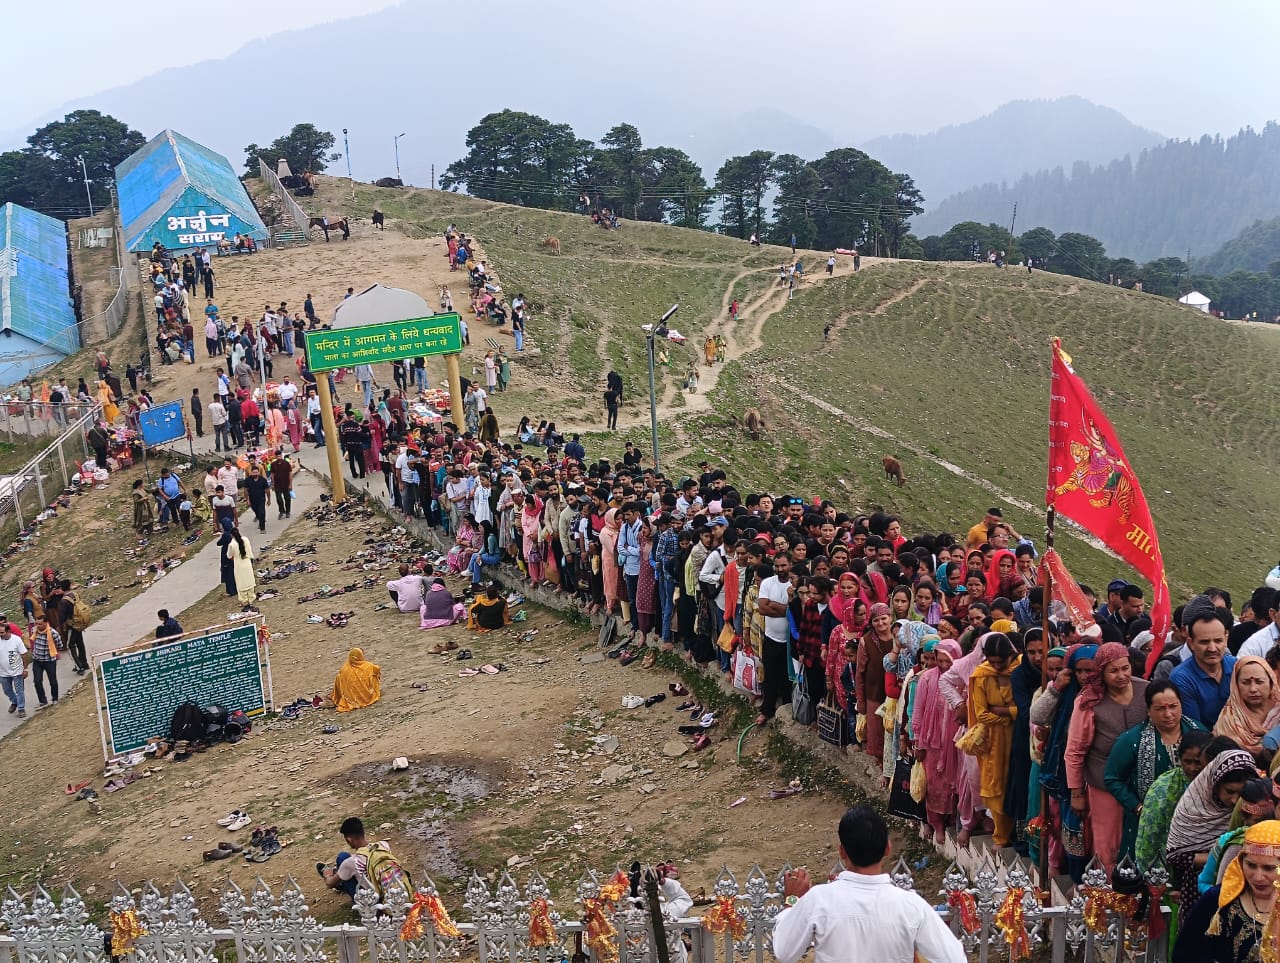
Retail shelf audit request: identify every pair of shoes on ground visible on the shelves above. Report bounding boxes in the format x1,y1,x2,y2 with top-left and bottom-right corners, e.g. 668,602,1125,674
458,663,504,677
217,809,252,831
242,826,282,861
202,840,244,861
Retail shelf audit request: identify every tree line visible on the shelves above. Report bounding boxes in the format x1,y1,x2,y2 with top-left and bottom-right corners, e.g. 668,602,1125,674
441,110,923,255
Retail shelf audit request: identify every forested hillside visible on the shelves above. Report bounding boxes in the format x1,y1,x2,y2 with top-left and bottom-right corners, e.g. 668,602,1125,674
1199,217,1280,276
912,123,1280,262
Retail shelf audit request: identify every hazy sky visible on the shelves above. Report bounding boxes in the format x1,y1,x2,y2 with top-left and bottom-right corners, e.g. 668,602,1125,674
6,0,1279,142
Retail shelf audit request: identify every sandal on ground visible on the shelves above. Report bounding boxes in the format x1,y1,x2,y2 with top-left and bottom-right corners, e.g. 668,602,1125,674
65,780,92,795
203,848,232,861
479,663,503,675
458,667,480,677
669,682,688,696
692,734,711,751
643,693,666,707
640,650,657,669
455,648,472,660
218,840,244,853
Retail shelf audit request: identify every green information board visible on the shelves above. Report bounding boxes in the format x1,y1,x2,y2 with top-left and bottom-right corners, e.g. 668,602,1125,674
304,313,463,372
98,623,268,756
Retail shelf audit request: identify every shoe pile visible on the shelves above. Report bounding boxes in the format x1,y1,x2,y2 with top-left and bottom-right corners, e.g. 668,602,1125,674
242,826,282,862
217,809,252,831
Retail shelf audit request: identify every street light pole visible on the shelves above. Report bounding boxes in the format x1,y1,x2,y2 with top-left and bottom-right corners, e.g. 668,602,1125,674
395,132,407,182
646,304,678,472
342,128,354,199
77,156,93,216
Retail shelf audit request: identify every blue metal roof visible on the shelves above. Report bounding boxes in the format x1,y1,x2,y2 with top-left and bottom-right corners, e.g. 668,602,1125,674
116,129,268,252
0,202,80,361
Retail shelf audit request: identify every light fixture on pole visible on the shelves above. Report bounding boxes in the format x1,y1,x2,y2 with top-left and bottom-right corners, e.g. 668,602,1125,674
343,128,354,198
644,304,678,471
394,132,407,183
77,156,93,216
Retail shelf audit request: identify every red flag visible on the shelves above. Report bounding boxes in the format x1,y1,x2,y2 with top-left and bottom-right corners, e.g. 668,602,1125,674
1047,339,1170,650
1036,549,1099,638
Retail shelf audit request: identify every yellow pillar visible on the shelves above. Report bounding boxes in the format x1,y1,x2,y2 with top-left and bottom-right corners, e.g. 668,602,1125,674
445,353,465,429
314,375,346,501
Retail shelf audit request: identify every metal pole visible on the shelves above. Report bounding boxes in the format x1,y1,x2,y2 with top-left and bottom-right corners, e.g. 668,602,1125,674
647,333,659,472
395,133,406,182
343,128,354,199
1037,506,1055,889
79,156,94,216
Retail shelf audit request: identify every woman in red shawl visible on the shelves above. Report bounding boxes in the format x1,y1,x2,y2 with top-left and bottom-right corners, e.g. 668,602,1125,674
826,575,868,718
984,548,1018,601
911,638,964,843
858,602,896,771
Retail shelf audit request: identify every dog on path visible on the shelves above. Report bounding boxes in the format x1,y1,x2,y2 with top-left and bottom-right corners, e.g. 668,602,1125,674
882,455,905,486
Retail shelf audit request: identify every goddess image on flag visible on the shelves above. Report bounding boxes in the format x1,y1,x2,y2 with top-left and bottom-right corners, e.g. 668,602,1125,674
1053,416,1135,524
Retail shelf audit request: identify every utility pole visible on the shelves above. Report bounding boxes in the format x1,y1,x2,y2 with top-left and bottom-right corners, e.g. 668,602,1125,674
343,128,354,199
431,164,436,190
1186,247,1192,294
1008,201,1018,243
78,156,94,216
645,304,678,471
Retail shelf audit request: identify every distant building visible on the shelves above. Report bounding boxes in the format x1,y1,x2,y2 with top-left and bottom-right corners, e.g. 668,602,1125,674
116,129,269,254
1177,290,1212,313
0,202,81,384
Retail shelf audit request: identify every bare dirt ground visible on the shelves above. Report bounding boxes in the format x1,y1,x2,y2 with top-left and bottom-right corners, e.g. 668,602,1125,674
0,498,868,922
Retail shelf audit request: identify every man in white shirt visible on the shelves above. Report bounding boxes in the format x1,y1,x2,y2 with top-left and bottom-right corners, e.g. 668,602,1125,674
755,551,794,724
0,621,29,717
773,807,965,963
1238,590,1280,659
386,565,426,613
471,473,494,525
209,399,229,451
277,377,298,411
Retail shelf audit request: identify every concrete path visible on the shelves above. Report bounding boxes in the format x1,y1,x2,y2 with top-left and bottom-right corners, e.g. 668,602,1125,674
0,468,324,741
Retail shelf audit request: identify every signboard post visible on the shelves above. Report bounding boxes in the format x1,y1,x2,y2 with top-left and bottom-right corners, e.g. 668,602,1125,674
137,399,192,464
93,621,272,760
303,313,465,500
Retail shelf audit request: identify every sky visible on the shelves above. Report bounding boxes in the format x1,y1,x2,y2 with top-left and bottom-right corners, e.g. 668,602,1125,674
5,0,1279,147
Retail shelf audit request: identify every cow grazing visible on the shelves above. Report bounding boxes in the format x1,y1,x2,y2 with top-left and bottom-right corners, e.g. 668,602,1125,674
540,236,561,255
882,455,905,486
743,407,764,440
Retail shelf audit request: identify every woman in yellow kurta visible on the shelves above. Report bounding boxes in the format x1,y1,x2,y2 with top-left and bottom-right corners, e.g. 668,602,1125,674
96,380,119,424
331,647,381,712
968,631,1020,847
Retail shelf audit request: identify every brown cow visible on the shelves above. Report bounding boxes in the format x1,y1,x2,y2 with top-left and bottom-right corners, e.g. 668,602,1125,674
743,407,764,440
882,455,905,487
540,236,561,255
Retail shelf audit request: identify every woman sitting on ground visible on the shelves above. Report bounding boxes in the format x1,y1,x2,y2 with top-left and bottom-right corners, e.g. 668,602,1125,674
468,583,510,632
331,647,381,712
421,578,466,631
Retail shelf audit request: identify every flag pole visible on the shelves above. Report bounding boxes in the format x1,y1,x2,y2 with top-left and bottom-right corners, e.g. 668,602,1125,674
1038,506,1054,891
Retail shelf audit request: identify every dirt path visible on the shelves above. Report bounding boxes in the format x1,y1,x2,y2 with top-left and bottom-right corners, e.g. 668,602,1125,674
827,275,935,339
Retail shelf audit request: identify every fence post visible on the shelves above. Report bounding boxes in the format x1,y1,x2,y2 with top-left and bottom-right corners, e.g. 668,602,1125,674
57,440,68,489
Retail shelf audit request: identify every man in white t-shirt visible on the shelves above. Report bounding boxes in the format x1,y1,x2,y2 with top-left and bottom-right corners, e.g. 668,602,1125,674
0,621,29,717
319,816,393,901
755,551,794,725
386,565,426,613
277,377,298,411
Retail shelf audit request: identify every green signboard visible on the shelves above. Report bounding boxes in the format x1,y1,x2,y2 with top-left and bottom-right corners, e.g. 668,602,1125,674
303,313,463,372
97,623,269,756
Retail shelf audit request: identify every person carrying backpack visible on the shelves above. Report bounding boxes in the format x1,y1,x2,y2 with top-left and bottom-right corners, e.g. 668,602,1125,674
56,579,90,675
318,816,412,902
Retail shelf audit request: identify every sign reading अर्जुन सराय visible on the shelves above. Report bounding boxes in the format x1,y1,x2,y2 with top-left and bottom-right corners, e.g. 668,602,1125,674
303,314,464,372
96,622,269,756
166,209,232,246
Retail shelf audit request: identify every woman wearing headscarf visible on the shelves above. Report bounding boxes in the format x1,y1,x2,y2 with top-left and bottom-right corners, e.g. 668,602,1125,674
331,648,382,712
942,641,992,847
1034,641,1099,882
216,517,237,597
912,637,964,843
1214,655,1280,764
968,632,1020,847
96,379,120,424
1197,778,1279,896
520,490,545,585
984,549,1018,602
935,560,966,600
857,602,895,771
1173,818,1280,963
1104,680,1207,862
1167,748,1263,912
910,581,943,626
226,526,257,611
1065,640,1147,873
635,519,657,644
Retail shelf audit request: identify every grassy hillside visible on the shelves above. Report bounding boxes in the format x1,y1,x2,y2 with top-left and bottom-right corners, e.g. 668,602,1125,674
310,182,1279,602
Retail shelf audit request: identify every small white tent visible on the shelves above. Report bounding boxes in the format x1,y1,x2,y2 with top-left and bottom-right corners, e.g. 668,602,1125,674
1178,290,1211,313
331,283,430,328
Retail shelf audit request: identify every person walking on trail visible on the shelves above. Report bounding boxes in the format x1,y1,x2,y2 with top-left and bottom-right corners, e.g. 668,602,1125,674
27,615,61,708
827,254,836,275
190,388,203,437
772,806,965,963
225,526,258,612
355,364,375,408
0,622,28,718
729,299,739,322
271,452,293,520
603,387,620,431
607,369,623,402
240,463,270,533
790,232,797,254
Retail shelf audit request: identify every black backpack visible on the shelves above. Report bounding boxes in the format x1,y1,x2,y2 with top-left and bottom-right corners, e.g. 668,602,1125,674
169,701,205,743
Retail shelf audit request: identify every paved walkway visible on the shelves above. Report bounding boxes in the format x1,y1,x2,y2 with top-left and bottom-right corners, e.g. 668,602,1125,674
0,469,324,741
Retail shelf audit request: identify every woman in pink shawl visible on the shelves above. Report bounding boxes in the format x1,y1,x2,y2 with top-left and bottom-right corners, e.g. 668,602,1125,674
364,410,385,476
520,493,545,585
599,509,622,615
264,405,285,449
912,638,964,843
285,406,303,452
826,575,867,715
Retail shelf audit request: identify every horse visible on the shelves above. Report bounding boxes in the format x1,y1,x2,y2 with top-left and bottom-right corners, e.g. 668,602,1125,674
540,236,561,255
882,455,906,487
308,217,350,242
372,210,385,230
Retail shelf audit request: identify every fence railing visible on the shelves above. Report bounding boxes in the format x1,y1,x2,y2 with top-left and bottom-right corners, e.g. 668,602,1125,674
0,855,1169,963
0,405,103,533
82,208,134,340
258,157,311,238
0,401,101,441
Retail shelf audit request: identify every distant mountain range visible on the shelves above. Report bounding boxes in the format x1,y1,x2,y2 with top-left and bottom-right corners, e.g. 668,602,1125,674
862,97,1164,211
1199,217,1280,275
912,123,1280,262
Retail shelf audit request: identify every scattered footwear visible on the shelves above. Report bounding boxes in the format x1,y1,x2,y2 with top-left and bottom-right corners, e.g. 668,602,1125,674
669,682,689,696
458,667,480,677
641,650,657,669
217,810,247,826
643,693,666,707
479,663,504,675
203,847,232,861
692,734,711,751
455,648,472,660
675,700,697,711
322,724,340,735
621,694,645,709
227,813,252,832
64,780,92,795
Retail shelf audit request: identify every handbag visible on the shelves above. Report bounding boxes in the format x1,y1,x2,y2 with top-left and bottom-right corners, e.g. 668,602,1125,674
817,695,848,748
791,669,816,726
955,722,990,757
732,645,761,696
716,622,737,653
909,758,927,803
888,756,927,821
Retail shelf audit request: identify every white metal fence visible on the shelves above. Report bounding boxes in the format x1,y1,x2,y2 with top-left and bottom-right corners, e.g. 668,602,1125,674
0,855,1169,963
258,157,311,238
83,210,135,339
0,401,101,440
0,405,103,532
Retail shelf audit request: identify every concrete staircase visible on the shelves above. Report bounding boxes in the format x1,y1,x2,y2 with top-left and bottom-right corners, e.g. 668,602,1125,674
272,228,308,246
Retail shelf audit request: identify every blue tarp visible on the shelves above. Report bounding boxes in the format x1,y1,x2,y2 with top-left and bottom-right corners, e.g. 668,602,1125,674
0,202,79,382
116,130,269,253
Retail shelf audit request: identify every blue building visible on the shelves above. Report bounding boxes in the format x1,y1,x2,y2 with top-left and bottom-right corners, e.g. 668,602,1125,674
116,129,269,254
0,203,80,383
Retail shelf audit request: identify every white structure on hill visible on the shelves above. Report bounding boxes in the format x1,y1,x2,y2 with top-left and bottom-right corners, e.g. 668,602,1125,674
1178,290,1211,313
